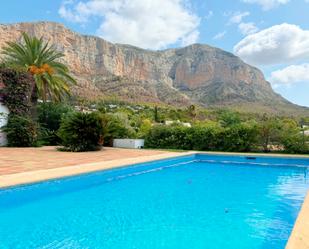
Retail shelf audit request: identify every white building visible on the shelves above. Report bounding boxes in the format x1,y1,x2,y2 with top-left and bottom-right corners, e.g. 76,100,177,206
0,102,9,146
165,120,191,127
302,125,309,136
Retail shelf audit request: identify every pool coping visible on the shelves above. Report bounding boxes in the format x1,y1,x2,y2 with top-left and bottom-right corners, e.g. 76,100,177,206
286,191,309,249
0,150,308,249
0,151,194,188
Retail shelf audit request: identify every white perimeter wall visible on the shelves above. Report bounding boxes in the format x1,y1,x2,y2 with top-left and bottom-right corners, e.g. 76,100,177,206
0,103,9,146
113,139,145,149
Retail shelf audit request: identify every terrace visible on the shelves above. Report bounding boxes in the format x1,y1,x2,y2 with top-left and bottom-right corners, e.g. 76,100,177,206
0,146,184,187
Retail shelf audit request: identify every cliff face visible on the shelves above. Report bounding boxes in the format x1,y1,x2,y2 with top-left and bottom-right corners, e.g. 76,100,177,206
0,21,305,114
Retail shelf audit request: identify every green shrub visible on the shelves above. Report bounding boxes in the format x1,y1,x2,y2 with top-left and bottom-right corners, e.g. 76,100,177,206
37,102,73,145
218,110,241,127
145,122,258,152
137,119,152,138
58,112,105,152
103,113,136,146
271,118,309,154
220,122,258,152
145,125,192,150
189,124,223,151
0,68,34,115
280,125,309,154
281,134,309,154
4,114,38,147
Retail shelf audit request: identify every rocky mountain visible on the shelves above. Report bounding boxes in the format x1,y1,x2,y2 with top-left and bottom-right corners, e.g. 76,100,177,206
0,21,308,115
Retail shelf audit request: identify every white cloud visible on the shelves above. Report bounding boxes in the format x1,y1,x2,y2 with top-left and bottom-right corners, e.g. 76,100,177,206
269,64,309,86
59,0,200,50
213,31,226,40
205,10,213,20
181,30,200,46
238,22,259,35
59,0,88,23
226,11,258,36
242,0,290,10
234,23,309,66
228,11,250,24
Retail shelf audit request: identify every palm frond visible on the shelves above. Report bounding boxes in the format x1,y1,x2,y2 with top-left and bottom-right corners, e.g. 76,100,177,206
1,32,76,102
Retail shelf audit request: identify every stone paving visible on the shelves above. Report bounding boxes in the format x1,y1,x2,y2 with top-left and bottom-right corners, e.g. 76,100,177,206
0,146,170,175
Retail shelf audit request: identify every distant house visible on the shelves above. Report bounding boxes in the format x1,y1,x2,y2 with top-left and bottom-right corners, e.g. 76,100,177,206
74,106,97,113
303,125,309,136
0,81,9,146
165,120,191,127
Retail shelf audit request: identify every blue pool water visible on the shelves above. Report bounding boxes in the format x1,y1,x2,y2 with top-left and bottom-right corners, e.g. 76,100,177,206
0,154,308,249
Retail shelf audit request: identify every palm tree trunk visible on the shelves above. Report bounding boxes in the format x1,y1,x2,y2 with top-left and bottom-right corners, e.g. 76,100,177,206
43,81,48,103
30,85,38,120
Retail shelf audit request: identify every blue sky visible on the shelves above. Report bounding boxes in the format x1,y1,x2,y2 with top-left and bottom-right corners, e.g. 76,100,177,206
1,0,308,106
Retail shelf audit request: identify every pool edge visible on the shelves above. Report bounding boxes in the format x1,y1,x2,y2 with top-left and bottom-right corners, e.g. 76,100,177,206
0,151,195,188
196,151,309,159
285,190,309,249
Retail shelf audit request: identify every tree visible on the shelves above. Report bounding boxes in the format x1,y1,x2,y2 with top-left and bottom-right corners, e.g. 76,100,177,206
138,119,152,138
188,104,197,120
1,33,75,103
154,106,160,122
257,114,280,152
218,110,241,127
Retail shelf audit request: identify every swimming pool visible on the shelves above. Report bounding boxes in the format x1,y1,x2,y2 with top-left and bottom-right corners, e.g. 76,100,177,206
0,154,308,249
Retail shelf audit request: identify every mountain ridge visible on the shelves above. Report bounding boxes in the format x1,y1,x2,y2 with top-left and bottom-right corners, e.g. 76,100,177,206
0,21,308,116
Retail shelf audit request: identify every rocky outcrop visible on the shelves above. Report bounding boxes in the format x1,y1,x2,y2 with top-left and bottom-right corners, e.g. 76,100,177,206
0,21,307,114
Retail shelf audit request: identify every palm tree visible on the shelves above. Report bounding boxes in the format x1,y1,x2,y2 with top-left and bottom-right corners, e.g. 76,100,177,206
1,33,76,102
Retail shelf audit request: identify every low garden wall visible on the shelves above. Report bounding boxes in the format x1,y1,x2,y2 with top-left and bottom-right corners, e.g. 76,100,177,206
0,102,9,146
